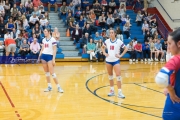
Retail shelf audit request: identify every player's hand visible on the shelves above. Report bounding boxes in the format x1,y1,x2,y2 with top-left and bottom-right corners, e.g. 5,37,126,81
163,88,168,96
103,53,109,57
168,86,180,104
37,58,40,63
115,54,122,58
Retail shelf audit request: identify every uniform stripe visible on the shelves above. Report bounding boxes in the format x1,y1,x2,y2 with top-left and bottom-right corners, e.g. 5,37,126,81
52,42,57,44
121,44,125,48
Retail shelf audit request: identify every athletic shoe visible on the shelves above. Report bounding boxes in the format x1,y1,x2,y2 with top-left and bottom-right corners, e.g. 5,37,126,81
44,86,52,92
148,59,151,62
160,59,164,62
136,60,138,62
151,58,154,61
117,91,125,99
141,59,144,62
133,59,135,62
108,90,115,96
58,87,64,93
144,59,147,62
155,58,159,62
129,59,132,62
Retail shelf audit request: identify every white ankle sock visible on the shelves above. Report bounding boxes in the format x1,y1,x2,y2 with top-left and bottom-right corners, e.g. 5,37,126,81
48,83,52,87
110,87,114,91
118,89,122,93
57,84,60,88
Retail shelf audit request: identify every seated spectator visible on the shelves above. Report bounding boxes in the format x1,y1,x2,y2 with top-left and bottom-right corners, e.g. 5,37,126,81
72,0,81,8
118,3,126,17
72,25,82,44
0,16,5,38
66,12,74,27
119,0,126,9
94,32,103,44
15,34,25,48
33,0,42,8
83,23,92,36
67,2,75,14
136,10,143,26
6,17,15,32
4,38,16,57
95,39,105,62
153,31,159,39
32,23,42,40
81,33,90,53
52,27,60,48
154,39,164,62
93,2,101,16
142,40,151,62
144,31,152,42
87,38,97,62
107,8,113,15
15,19,24,33
39,5,44,14
113,10,121,25
0,2,5,17
134,41,143,62
25,0,33,9
109,0,116,12
74,6,82,21
4,0,10,17
19,39,30,57
10,4,18,20
107,14,114,28
29,13,39,28
40,15,48,30
26,4,34,20
11,28,19,39
18,3,26,15
121,14,126,26
126,15,131,26
132,0,143,12
142,21,149,35
30,38,40,59
149,38,156,61
162,39,167,60
4,30,12,40
0,41,4,57
22,15,29,30
31,7,40,17
126,41,135,62
28,33,37,45
101,0,108,6
89,9,96,21
98,13,106,28
59,2,68,19
116,27,123,41
150,18,158,29
44,12,50,20
68,21,76,33
82,0,89,10
22,30,29,40
78,15,85,29
102,28,108,40
101,6,107,15
123,23,131,39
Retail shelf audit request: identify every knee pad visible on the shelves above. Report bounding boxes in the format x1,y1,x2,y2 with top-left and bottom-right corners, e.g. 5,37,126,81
117,76,122,81
109,75,113,80
52,73,57,78
45,72,50,77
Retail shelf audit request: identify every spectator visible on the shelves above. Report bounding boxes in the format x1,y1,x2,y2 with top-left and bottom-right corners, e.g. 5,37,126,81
22,15,29,30
93,0,100,5
52,27,60,48
136,10,143,26
30,38,40,59
0,2,5,17
44,12,50,20
10,4,18,20
25,0,33,9
26,4,34,20
107,14,114,28
29,14,39,28
95,39,105,62
0,16,5,38
6,17,15,32
87,38,97,62
15,34,25,48
81,33,90,53
98,13,106,28
15,19,24,34
72,0,81,8
154,39,164,62
4,0,10,17
18,3,26,15
144,31,152,42
4,38,16,57
59,2,68,19
142,21,149,35
116,27,123,41
89,9,96,21
19,39,30,57
40,15,48,30
33,0,42,7
113,10,121,25
11,28,19,39
83,24,92,35
109,0,116,12
118,3,126,17
82,0,89,10
119,0,126,8
123,22,130,39
67,2,75,14
72,25,82,44
121,14,126,26
142,40,151,61
101,6,107,15
153,31,159,39
28,33,37,45
134,41,143,62
74,6,82,21
0,41,4,56
107,8,113,15
32,23,42,39
126,41,135,62
68,21,76,33
93,2,101,16
31,7,40,17
4,30,12,40
101,0,108,6
94,32,103,44
78,15,85,29
132,0,142,12
66,12,74,27
9,0,14,9
149,38,156,61
48,0,58,13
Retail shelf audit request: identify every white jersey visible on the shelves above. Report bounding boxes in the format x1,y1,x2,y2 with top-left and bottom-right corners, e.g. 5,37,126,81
42,37,57,55
104,38,125,62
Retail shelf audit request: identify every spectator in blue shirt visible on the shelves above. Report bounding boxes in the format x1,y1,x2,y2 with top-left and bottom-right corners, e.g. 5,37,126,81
18,3,26,15
78,15,85,29
94,32,103,44
48,0,58,13
142,40,151,62
154,39,164,62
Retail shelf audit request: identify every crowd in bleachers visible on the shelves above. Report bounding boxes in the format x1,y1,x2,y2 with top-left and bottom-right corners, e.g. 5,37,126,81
58,0,167,62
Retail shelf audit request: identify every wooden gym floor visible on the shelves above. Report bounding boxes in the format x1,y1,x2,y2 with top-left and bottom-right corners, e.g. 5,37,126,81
0,62,165,120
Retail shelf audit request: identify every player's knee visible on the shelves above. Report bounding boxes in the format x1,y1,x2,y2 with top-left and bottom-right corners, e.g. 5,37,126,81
117,76,122,82
52,73,57,78
45,72,50,77
109,75,113,80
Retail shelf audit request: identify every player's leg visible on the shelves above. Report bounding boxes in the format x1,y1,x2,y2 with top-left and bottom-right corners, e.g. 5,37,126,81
106,63,114,96
41,59,52,92
113,63,125,99
155,50,159,61
47,60,64,93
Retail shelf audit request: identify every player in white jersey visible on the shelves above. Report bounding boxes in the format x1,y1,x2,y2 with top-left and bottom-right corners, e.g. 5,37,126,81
101,29,128,98
38,28,64,93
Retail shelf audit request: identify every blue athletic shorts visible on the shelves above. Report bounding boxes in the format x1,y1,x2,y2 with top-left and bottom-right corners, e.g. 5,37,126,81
106,60,120,66
41,54,53,62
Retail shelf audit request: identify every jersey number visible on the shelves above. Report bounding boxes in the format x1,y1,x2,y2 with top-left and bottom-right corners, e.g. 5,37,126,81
45,44,49,48
110,45,114,50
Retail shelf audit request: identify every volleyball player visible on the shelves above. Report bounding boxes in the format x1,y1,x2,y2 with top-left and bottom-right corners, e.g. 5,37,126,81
38,28,64,93
155,28,180,120
101,29,128,98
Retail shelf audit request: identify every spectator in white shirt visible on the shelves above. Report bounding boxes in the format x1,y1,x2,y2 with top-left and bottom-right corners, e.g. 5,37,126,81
40,15,48,30
72,0,81,8
29,13,39,28
4,30,12,40
142,21,149,35
0,3,5,17
106,14,114,28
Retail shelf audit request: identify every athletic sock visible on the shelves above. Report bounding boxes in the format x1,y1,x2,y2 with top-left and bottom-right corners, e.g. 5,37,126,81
110,87,114,91
57,84,60,88
118,89,122,93
48,83,52,87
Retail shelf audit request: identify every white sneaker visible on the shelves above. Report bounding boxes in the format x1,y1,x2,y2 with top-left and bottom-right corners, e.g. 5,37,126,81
155,58,159,62
129,59,132,62
141,59,143,62
133,59,135,62
58,87,64,93
117,91,125,99
44,86,52,92
151,58,154,61
145,59,147,62
108,90,115,96
136,60,138,62
148,59,151,62
160,59,164,62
